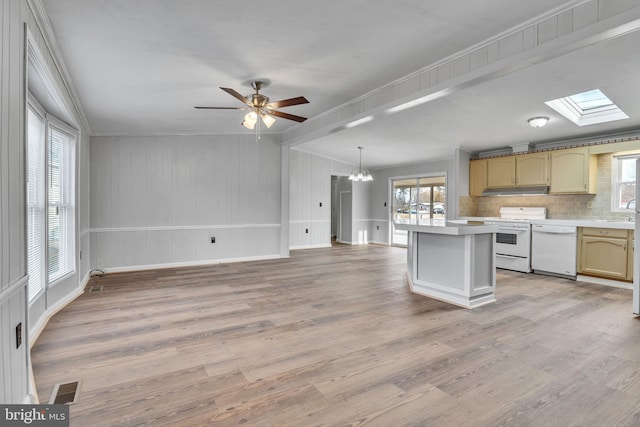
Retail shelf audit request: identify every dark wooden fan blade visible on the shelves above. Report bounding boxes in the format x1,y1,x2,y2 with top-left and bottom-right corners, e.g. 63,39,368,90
220,87,252,106
267,96,309,109
269,110,307,123
194,106,245,110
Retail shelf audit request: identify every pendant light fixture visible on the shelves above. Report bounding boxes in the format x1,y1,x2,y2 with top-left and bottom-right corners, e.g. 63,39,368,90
348,146,373,182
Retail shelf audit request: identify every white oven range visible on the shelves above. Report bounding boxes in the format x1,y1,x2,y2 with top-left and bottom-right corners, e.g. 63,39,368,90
484,207,547,273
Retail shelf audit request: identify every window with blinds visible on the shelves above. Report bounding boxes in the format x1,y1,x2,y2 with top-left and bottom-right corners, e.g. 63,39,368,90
26,104,77,303
48,124,76,282
27,106,46,301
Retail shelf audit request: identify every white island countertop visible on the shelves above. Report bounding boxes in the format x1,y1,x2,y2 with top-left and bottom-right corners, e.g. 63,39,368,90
395,219,498,236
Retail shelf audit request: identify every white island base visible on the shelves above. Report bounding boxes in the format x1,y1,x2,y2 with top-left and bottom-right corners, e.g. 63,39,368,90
397,221,498,309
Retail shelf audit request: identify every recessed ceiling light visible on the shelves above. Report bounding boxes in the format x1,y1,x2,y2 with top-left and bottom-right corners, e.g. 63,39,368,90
545,89,628,126
528,116,549,128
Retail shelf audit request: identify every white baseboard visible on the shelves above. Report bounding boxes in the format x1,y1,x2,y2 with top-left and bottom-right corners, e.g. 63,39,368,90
290,244,332,250
98,254,284,274
336,240,372,245
368,240,390,246
577,274,632,290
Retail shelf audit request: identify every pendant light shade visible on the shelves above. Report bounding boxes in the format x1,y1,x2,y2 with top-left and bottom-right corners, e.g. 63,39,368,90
348,147,373,182
260,112,276,128
242,110,258,129
242,109,277,134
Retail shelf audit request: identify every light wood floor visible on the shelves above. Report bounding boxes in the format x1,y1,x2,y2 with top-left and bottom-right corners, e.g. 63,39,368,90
32,244,640,426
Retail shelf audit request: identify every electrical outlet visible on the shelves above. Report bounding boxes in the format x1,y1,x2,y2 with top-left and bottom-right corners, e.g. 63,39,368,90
16,322,22,349
384,202,387,207
210,236,216,244
319,202,323,207
305,228,309,234
377,225,380,230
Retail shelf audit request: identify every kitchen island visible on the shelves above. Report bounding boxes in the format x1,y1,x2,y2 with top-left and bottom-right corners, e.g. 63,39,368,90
395,220,498,308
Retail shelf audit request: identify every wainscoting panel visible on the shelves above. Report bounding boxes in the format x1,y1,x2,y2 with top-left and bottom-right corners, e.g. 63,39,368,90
90,135,282,269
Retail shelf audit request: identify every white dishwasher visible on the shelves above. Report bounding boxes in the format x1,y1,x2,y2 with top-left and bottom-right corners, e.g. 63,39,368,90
531,224,577,278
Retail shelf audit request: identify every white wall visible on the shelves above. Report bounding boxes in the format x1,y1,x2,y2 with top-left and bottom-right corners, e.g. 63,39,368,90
288,149,357,249
290,147,448,247
351,180,372,244
288,149,332,249
0,0,31,404
90,135,283,269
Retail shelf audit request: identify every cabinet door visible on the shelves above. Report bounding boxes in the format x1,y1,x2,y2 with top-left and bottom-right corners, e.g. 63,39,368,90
516,153,549,186
579,236,628,280
486,157,515,188
550,147,596,194
469,160,486,197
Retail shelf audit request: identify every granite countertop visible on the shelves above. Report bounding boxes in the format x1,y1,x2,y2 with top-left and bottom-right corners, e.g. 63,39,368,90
459,216,635,230
530,218,634,229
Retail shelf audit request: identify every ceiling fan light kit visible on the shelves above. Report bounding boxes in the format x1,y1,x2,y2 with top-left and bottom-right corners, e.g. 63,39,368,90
349,147,373,182
195,80,308,140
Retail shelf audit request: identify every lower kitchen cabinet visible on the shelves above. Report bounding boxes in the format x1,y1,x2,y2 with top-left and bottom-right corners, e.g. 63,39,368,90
578,227,633,281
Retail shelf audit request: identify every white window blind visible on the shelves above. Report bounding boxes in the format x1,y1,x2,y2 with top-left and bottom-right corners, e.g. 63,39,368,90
27,106,46,301
47,124,76,282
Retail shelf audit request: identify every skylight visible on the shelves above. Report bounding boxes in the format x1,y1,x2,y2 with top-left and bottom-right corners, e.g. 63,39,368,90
545,89,628,127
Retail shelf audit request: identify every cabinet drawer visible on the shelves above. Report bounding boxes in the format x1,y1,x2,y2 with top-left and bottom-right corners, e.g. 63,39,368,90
581,227,629,239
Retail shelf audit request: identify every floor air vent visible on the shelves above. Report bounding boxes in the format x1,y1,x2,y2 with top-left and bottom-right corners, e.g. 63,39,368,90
49,381,80,404
89,285,103,292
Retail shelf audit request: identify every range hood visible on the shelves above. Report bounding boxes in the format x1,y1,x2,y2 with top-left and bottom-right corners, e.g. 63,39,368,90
481,186,549,196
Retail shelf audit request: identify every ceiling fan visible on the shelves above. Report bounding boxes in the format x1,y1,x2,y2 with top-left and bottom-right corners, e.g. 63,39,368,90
194,81,309,134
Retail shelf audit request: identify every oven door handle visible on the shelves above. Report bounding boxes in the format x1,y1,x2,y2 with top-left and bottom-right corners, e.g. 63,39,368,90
496,227,528,232
495,254,523,260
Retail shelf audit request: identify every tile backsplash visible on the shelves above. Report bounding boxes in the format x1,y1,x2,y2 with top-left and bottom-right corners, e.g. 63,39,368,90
459,153,634,221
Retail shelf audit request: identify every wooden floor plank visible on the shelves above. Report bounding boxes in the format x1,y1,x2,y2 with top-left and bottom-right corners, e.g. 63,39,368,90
31,244,640,426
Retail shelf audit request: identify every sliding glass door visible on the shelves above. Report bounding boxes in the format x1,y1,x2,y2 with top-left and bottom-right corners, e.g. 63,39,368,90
391,175,446,246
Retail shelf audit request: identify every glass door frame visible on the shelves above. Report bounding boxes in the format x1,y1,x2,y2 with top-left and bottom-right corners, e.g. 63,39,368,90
389,172,448,247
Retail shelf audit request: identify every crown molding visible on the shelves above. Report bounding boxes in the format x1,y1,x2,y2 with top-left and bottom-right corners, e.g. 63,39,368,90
26,0,91,133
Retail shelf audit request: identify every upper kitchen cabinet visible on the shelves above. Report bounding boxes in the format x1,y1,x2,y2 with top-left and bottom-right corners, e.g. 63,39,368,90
516,152,549,186
486,157,515,188
550,147,597,194
485,152,549,189
469,160,487,197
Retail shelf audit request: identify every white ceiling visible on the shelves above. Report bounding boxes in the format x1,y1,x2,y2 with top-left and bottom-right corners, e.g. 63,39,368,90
41,0,640,168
